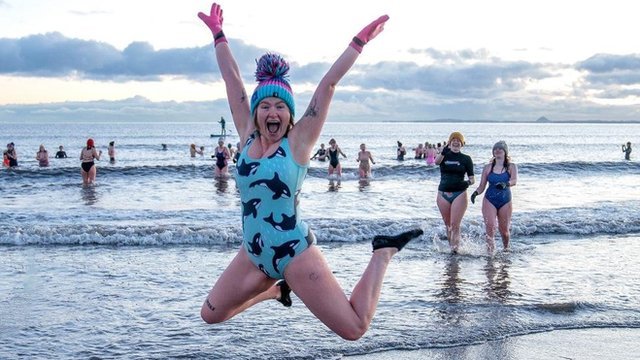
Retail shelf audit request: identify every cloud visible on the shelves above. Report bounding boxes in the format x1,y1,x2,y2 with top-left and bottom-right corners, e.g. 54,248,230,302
1,33,639,122
346,60,555,99
408,48,491,62
577,53,640,73
0,32,267,81
572,53,640,103
1,32,555,95
68,10,111,16
0,96,231,122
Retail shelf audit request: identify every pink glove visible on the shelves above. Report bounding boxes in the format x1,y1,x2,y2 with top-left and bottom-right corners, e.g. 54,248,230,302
350,15,389,53
198,3,227,46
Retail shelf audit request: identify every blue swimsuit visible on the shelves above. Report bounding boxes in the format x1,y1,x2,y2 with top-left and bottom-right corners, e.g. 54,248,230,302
236,134,315,279
485,171,512,210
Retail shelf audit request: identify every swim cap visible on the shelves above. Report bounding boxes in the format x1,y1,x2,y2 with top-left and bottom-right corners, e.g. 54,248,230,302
493,140,508,155
448,131,465,145
250,53,295,117
87,138,94,147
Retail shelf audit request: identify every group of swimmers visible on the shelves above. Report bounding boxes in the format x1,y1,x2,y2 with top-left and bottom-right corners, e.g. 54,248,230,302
433,131,518,255
307,132,517,254
3,140,116,185
310,138,352,177
309,138,453,180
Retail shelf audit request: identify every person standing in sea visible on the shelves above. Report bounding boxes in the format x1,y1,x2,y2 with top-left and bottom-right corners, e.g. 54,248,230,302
6,142,18,167
310,143,328,161
327,138,347,178
396,141,406,160
219,116,226,136
622,141,632,160
80,138,102,185
471,140,518,253
436,131,475,254
55,145,68,158
197,2,423,340
35,144,49,167
108,141,116,163
356,143,375,179
213,137,231,177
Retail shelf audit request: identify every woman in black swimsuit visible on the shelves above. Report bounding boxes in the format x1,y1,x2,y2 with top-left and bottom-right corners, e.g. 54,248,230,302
213,138,231,177
80,138,102,185
327,138,346,178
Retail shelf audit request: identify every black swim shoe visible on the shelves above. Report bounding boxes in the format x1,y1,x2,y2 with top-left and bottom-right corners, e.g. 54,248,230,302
372,228,424,252
276,280,292,307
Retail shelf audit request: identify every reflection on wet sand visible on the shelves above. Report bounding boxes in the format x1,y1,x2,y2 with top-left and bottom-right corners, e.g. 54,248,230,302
484,256,513,303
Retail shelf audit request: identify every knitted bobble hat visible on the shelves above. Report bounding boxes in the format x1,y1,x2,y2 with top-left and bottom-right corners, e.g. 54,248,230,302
493,140,509,155
250,53,295,117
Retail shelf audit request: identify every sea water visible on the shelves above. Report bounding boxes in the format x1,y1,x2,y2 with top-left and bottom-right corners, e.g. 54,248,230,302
1,121,639,359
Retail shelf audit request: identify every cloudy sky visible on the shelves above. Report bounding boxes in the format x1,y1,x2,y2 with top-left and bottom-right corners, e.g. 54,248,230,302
1,0,639,122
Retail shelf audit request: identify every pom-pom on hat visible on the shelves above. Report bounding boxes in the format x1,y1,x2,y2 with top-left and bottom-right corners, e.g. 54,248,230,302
448,131,465,145
250,53,295,117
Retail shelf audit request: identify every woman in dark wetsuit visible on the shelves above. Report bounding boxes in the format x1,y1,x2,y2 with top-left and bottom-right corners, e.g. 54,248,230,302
471,140,518,253
622,141,632,160
80,138,102,185
435,131,475,254
327,138,347,178
213,138,231,177
198,2,423,340
310,143,328,161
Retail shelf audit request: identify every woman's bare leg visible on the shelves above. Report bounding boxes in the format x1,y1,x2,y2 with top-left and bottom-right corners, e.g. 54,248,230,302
448,192,468,252
81,170,89,185
201,249,278,324
482,200,498,253
497,202,513,250
437,193,453,247
88,166,97,184
284,245,397,341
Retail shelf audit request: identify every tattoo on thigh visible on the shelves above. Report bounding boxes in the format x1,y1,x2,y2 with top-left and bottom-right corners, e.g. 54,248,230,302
206,298,216,312
309,272,319,281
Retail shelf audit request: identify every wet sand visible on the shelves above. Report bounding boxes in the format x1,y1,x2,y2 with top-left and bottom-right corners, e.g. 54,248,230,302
345,328,639,359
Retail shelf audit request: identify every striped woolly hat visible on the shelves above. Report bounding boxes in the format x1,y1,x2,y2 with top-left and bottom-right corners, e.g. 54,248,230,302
250,53,295,117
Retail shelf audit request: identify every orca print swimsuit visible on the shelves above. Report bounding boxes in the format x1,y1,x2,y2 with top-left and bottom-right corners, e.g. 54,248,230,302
235,133,315,279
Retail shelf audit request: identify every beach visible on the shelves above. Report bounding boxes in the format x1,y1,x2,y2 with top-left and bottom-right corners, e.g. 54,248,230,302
346,328,640,359
1,121,639,359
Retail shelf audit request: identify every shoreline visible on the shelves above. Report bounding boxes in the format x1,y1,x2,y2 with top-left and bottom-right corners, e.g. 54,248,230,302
345,327,639,359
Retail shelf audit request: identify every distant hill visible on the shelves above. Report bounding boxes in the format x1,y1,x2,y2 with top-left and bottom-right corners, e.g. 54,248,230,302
536,116,551,122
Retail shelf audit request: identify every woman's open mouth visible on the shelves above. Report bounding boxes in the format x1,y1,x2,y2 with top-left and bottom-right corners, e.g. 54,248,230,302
266,121,281,134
